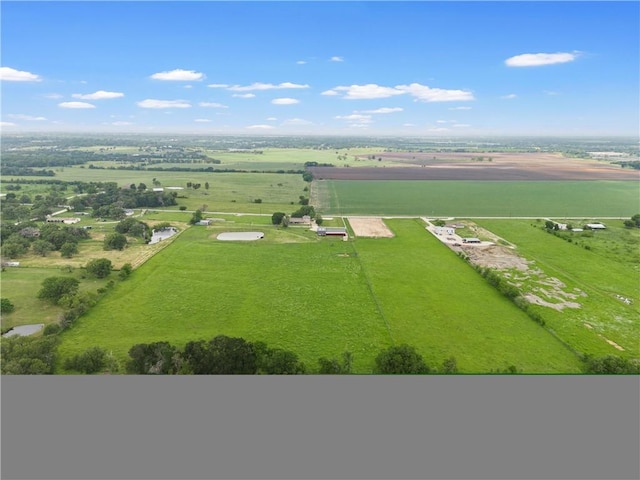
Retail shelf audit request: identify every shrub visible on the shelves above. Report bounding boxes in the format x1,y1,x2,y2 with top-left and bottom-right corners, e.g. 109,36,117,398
43,323,62,336
1,298,15,314
64,346,107,374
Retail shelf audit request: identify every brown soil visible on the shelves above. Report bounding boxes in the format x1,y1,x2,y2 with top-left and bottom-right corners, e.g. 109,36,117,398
309,152,639,181
347,217,395,238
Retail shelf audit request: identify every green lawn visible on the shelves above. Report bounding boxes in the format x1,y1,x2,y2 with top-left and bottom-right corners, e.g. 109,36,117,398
55,219,583,373
318,180,639,217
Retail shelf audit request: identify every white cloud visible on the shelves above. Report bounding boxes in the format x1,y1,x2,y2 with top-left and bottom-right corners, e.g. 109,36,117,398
267,117,278,121
403,123,417,127
194,119,212,123
330,56,344,62
0,67,41,82
544,90,561,96
436,120,450,124
227,82,310,92
246,124,275,130
208,83,229,88
362,107,403,114
8,114,47,121
72,90,124,100
272,98,299,105
0,122,17,127
232,93,256,98
321,89,340,96
184,85,193,89
296,60,307,65
281,118,313,126
150,69,205,81
326,83,474,102
336,114,373,124
428,127,449,132
59,101,96,109
199,102,228,108
453,124,471,128
501,94,518,99
136,99,191,108
333,84,406,100
449,106,472,110
43,93,63,99
505,51,579,67
395,83,475,102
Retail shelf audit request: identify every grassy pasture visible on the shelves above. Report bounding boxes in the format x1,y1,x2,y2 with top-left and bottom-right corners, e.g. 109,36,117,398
475,220,640,359
55,224,391,373
25,168,309,214
0,267,115,331
55,218,583,373
317,180,639,217
350,218,583,372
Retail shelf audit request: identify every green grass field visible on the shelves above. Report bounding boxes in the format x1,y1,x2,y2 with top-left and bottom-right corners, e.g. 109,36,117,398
317,180,639,217
55,219,583,373
1,267,114,331
474,219,640,359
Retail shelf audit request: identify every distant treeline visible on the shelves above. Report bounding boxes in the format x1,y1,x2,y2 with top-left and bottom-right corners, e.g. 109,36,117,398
86,164,306,174
614,160,640,170
1,167,56,177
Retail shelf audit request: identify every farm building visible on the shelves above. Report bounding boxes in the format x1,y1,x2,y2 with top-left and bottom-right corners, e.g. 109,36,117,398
289,215,311,225
152,187,164,192
317,227,347,236
585,223,606,230
46,217,81,224
462,237,481,244
195,219,213,226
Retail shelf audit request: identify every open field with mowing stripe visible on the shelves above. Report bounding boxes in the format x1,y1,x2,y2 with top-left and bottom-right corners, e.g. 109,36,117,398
316,180,638,217
55,219,583,373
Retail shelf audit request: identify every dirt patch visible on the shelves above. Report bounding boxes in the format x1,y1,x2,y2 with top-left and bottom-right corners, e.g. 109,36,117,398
348,217,394,238
461,244,530,271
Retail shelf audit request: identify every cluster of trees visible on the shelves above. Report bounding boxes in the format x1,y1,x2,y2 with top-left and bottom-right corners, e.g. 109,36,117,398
0,223,90,259
1,335,59,374
115,217,151,242
122,336,307,375
67,184,177,219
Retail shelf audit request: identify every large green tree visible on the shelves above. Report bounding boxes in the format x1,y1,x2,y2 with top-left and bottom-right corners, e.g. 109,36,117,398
103,232,127,251
37,277,80,304
374,344,430,374
126,342,179,374
85,258,113,278
183,335,257,374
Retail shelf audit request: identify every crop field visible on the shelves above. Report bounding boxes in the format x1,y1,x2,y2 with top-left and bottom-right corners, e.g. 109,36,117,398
473,219,640,359
55,218,583,373
315,180,639,217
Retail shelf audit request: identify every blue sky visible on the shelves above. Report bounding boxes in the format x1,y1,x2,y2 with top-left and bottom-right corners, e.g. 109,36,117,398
1,1,638,136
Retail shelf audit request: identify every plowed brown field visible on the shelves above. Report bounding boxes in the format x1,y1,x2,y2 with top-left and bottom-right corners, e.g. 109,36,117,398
309,152,639,181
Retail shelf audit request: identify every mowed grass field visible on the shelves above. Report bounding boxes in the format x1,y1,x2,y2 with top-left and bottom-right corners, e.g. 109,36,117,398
474,219,640,359
317,180,639,217
56,219,583,373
